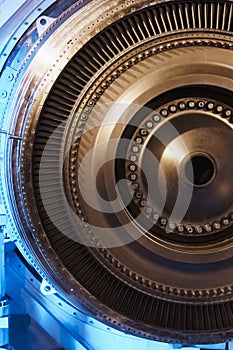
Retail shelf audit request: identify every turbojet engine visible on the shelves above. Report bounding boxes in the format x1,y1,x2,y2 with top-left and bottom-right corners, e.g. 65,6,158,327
1,0,233,348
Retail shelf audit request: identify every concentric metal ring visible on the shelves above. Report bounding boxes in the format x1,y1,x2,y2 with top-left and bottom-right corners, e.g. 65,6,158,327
119,95,233,240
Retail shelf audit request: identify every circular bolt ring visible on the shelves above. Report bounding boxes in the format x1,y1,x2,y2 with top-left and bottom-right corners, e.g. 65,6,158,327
122,98,233,236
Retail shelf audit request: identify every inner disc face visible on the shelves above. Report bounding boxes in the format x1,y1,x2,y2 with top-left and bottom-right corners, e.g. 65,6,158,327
9,0,233,344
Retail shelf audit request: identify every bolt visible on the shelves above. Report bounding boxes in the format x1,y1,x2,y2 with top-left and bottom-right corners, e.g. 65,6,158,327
135,137,143,144
213,221,221,230
186,225,194,234
146,121,153,129
225,110,232,117
160,217,168,226
188,101,195,108
222,217,230,226
7,73,14,81
153,214,159,222
161,109,168,117
177,225,184,233
135,191,143,199
128,164,137,172
129,173,137,181
44,285,51,292
197,101,205,108
0,90,7,98
129,155,137,162
204,224,212,232
140,199,147,207
132,146,139,153
216,105,223,113
195,225,203,234
207,102,214,110
152,114,161,122
169,105,177,113
145,207,153,214
140,129,148,136
131,182,139,190
178,102,186,110
169,222,176,230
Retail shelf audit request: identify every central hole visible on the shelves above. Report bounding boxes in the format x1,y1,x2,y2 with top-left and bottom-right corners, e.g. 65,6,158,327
185,155,215,187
